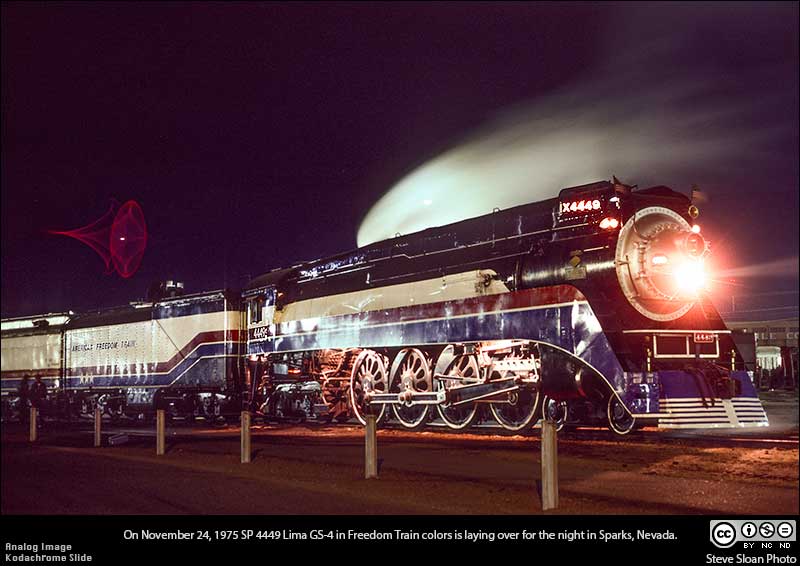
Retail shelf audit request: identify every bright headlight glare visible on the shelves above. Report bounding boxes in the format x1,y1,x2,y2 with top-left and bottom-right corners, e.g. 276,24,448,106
674,260,706,292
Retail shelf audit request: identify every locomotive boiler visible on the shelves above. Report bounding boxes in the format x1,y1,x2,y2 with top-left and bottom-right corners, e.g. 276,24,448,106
243,178,768,434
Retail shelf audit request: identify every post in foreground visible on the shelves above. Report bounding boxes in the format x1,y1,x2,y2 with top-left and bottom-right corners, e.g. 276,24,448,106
364,413,378,479
541,418,559,510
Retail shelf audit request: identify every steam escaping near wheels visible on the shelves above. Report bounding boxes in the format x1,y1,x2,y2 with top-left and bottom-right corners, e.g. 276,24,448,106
48,200,147,278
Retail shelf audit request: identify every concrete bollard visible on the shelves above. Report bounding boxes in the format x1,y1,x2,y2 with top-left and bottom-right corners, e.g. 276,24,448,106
94,407,102,447
541,419,559,510
29,407,38,442
365,413,378,479
156,409,166,456
241,411,251,464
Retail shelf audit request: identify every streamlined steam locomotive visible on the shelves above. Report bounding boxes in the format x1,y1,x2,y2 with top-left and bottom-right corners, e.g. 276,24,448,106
1,179,769,434
243,178,768,433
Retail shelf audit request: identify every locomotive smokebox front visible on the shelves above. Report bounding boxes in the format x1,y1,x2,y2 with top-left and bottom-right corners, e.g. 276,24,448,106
614,205,709,322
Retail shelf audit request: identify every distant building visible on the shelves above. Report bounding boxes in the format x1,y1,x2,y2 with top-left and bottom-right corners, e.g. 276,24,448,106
725,317,799,348
725,317,798,389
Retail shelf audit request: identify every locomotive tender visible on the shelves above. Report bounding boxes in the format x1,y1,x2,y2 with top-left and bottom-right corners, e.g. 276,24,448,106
1,284,242,422
2,179,769,434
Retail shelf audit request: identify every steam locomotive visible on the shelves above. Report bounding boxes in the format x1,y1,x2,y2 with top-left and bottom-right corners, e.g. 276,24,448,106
1,179,769,434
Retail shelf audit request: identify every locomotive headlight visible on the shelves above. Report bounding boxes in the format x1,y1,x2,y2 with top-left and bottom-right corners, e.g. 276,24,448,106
673,259,706,293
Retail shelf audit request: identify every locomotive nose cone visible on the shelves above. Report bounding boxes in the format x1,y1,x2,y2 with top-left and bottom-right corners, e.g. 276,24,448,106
615,205,707,321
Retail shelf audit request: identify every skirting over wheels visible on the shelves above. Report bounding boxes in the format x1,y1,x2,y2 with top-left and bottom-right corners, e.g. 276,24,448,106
490,387,540,432
435,351,480,430
391,348,431,430
541,396,568,431
349,350,388,426
607,396,636,435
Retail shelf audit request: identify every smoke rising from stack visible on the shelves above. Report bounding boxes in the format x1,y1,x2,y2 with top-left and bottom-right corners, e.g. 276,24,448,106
357,5,797,250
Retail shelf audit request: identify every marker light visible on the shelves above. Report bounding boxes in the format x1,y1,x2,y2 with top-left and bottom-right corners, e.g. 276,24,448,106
684,232,707,258
599,217,619,230
652,254,669,265
691,224,701,234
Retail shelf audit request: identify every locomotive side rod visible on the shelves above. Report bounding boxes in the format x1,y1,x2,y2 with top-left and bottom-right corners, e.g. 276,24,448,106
366,376,525,407
367,392,444,405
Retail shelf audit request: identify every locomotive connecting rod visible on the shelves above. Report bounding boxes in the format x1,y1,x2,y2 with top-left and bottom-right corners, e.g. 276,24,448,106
445,377,520,406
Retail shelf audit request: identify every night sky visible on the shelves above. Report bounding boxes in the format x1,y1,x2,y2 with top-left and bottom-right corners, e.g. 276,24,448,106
2,3,798,319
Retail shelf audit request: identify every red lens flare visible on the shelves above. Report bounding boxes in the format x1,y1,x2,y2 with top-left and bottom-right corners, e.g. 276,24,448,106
48,200,147,278
110,201,147,278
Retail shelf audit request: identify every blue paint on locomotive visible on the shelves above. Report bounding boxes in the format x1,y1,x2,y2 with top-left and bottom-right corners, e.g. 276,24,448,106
658,369,757,399
656,370,768,426
247,299,766,420
250,301,630,396
622,380,662,415
251,304,601,355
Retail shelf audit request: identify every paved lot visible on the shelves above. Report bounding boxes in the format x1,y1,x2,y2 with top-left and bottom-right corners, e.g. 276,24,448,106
3,390,796,515
3,420,797,515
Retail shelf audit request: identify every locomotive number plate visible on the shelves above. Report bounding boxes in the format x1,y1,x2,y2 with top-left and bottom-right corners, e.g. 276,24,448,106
559,199,602,216
693,332,716,343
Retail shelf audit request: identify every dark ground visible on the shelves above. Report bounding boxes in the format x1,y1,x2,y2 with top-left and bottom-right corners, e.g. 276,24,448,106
2,392,797,515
